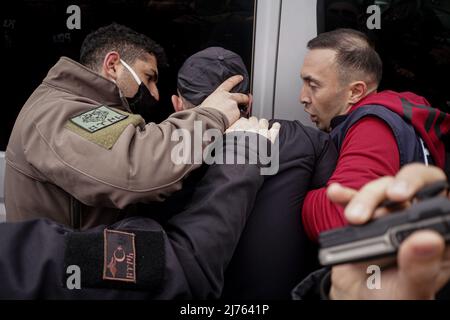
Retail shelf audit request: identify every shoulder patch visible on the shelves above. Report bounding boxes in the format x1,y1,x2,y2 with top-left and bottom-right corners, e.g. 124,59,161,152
71,106,128,133
65,106,144,149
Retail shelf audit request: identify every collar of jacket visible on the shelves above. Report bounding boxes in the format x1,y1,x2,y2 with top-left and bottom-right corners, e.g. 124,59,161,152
330,114,348,130
43,57,132,113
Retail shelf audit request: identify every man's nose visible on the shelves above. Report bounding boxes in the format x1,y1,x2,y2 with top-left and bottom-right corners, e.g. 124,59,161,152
149,83,160,101
299,85,310,105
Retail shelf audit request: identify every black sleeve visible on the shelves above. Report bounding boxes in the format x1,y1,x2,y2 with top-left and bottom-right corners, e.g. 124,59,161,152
0,133,264,299
291,267,331,300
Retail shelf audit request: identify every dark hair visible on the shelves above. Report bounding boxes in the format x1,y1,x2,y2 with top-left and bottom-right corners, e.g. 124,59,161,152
307,28,382,85
80,23,167,70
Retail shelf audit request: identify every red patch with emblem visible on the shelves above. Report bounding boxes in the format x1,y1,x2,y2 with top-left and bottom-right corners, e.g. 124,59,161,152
103,229,136,283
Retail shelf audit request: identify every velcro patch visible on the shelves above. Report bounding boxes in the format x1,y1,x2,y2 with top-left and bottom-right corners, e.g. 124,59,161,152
71,106,128,133
103,229,136,283
65,106,144,149
64,228,165,291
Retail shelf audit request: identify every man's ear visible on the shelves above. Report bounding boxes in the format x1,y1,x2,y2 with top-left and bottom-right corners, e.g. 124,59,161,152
101,51,121,81
348,81,368,105
171,95,184,112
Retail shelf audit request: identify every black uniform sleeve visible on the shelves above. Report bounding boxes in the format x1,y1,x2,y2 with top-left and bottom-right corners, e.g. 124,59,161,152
291,267,331,300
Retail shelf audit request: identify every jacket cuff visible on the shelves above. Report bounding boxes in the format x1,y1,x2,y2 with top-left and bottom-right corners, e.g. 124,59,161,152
319,269,332,300
194,107,230,131
291,267,331,300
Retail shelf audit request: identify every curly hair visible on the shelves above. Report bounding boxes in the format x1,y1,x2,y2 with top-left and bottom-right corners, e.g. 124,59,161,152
80,23,167,71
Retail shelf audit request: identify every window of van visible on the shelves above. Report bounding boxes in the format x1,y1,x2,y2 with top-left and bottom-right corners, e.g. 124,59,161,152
318,0,450,112
0,0,255,150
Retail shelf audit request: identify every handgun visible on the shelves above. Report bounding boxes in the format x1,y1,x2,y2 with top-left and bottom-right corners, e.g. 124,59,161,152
318,181,450,266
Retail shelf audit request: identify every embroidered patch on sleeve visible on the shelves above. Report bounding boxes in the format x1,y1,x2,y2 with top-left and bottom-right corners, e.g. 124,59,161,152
63,228,165,291
65,106,144,149
70,106,128,133
103,229,136,283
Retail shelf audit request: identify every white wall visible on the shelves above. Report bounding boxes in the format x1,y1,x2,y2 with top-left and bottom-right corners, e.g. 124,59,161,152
251,0,282,120
252,0,317,126
273,0,317,124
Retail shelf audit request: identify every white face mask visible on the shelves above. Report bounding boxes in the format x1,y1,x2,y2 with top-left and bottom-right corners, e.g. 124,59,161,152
120,59,142,85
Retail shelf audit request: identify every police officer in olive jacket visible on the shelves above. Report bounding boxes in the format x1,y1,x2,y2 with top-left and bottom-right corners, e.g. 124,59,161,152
5,23,249,230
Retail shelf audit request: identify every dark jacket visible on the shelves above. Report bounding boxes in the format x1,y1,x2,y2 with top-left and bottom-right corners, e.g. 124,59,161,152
223,120,337,299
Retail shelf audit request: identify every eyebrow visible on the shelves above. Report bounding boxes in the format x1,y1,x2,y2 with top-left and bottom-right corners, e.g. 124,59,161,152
301,75,322,86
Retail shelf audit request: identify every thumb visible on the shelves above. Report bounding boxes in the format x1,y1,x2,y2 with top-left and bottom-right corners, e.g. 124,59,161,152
397,230,445,299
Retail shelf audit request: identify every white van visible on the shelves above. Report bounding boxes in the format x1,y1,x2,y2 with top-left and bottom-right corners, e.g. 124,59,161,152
1,0,449,223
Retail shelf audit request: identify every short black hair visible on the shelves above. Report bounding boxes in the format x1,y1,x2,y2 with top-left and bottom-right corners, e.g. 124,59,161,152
307,28,382,85
80,23,167,71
